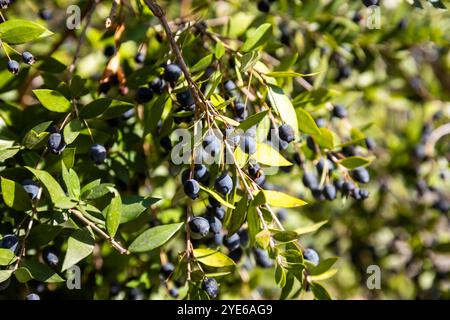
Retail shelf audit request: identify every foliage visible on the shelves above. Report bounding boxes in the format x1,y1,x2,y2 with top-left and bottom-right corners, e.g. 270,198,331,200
0,0,449,300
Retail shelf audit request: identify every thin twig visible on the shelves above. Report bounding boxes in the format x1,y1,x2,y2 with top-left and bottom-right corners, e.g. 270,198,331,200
70,209,130,255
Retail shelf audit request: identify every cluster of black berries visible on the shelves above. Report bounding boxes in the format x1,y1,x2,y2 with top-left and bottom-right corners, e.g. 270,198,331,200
6,51,35,75
133,63,181,104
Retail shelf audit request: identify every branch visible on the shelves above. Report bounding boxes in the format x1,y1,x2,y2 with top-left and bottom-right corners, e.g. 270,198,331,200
70,209,130,255
143,0,205,112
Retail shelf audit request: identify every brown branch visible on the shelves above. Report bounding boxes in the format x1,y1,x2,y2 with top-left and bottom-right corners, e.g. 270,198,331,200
70,209,130,255
143,0,205,112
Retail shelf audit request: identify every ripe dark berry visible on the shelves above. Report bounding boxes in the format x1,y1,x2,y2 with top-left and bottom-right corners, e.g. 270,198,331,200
240,135,257,154
202,278,219,298
303,248,319,266
315,117,326,128
43,246,59,268
209,195,221,207
223,233,240,251
122,108,135,120
194,164,210,184
352,167,370,184
22,52,35,65
332,104,347,119
323,184,337,200
306,136,316,151
228,247,243,262
134,52,145,64
98,82,111,94
352,188,362,200
203,135,221,157
302,172,318,190
213,233,224,246
38,8,53,20
365,137,376,150
312,188,325,201
342,181,355,194
278,124,295,143
206,214,222,234
7,60,20,75
22,179,40,200
214,172,233,195
161,262,175,277
253,248,273,268
0,0,10,9
163,63,182,83
207,205,225,221
89,144,107,164
358,188,370,200
184,179,200,199
238,229,249,248
224,80,237,92
257,0,270,13
189,217,210,240
25,293,40,300
135,87,153,104
149,77,166,94
1,234,19,253
234,102,248,119
48,133,66,155
103,45,116,57
362,0,379,7
168,288,179,298
176,90,195,109
128,287,144,300
277,209,287,222
316,158,334,175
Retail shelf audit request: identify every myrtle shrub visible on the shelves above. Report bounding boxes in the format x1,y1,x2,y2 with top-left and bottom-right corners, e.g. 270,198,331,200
0,0,449,300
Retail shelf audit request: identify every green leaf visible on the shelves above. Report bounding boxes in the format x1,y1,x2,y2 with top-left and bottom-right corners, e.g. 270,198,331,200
309,269,338,281
20,260,64,283
33,89,72,113
241,23,272,53
0,146,20,162
62,228,95,271
63,119,83,144
255,230,271,249
247,205,261,246
199,186,235,209
309,257,338,276
99,100,134,119
296,108,321,136
233,146,249,168
0,248,17,266
81,183,115,200
193,248,236,267
62,164,80,199
106,192,122,237
275,264,287,287
267,85,298,138
253,190,307,208
25,166,71,207
315,128,335,149
272,231,298,243
294,220,328,236
78,98,113,119
237,110,269,131
253,143,292,167
22,121,52,149
1,177,32,211
28,224,63,247
190,54,214,73
339,156,372,169
215,41,225,59
0,270,13,283
311,282,332,300
121,196,160,224
69,75,88,98
240,50,260,72
227,196,248,235
280,273,295,300
129,223,184,253
0,19,52,44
